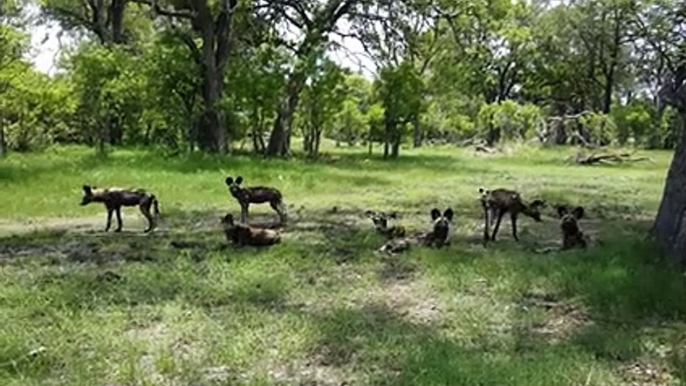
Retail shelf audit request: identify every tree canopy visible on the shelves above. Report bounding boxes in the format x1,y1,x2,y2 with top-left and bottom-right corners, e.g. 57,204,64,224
0,0,684,157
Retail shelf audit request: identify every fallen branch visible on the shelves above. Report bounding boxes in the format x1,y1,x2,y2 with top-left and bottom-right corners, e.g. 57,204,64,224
475,144,495,153
572,151,651,165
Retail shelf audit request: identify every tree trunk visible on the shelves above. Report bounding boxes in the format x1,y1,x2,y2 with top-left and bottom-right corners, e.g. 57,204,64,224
303,126,312,154
383,121,391,159
0,116,5,157
98,121,108,155
266,72,306,157
652,116,686,264
391,131,400,158
412,115,421,147
197,42,227,153
313,128,322,157
161,0,235,154
110,0,127,44
649,102,665,150
602,67,615,114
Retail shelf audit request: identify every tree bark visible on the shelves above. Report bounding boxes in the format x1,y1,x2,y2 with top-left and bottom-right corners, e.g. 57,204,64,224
391,131,400,158
649,104,665,150
652,117,686,261
412,115,421,147
653,67,686,263
197,59,227,153
266,70,306,157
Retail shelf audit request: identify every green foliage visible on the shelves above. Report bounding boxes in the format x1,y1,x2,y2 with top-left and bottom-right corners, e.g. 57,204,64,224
579,112,618,146
6,0,685,156
611,99,655,145
476,101,543,144
299,59,347,154
66,44,146,151
375,62,423,125
143,32,202,150
228,43,289,152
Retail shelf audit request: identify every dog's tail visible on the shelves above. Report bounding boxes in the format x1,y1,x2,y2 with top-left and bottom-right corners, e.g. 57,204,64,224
151,195,160,216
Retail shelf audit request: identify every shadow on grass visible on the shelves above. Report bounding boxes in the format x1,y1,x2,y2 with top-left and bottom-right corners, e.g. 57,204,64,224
1,207,685,384
304,301,603,385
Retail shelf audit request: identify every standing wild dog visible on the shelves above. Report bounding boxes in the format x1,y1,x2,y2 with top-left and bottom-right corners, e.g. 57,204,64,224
479,188,545,242
80,185,160,232
556,205,587,249
225,176,287,225
365,210,406,239
220,213,281,246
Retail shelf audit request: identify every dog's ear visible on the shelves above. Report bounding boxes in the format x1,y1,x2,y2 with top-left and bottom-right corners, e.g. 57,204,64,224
443,208,454,221
430,208,441,221
556,205,568,218
572,206,585,219
388,211,397,219
225,177,233,186
82,185,92,194
235,176,243,185
479,188,484,194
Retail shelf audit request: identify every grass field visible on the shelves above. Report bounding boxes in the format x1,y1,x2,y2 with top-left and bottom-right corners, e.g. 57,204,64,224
1,142,685,386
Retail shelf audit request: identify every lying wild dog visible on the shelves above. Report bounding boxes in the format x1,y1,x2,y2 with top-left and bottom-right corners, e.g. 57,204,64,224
378,208,454,254
80,185,160,232
220,213,281,247
422,208,454,248
556,205,587,250
225,176,287,225
379,237,413,254
479,188,545,242
365,210,406,239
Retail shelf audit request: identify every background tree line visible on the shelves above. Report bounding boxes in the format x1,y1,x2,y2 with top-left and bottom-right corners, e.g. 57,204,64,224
0,0,684,159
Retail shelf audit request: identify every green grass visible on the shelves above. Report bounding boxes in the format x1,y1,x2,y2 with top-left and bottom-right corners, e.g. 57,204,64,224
0,141,684,385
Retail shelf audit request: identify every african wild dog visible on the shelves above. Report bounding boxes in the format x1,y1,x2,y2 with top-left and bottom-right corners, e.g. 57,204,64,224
422,208,454,248
80,185,160,232
378,208,455,254
479,188,545,242
225,176,287,224
365,210,406,239
220,213,281,247
556,205,587,250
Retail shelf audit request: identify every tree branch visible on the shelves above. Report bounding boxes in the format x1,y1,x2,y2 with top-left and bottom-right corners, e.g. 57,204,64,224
130,0,196,19
215,0,237,72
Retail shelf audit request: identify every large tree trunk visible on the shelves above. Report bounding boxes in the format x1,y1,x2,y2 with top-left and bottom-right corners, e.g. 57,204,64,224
266,72,306,157
652,69,686,263
110,0,127,44
190,0,234,154
197,64,227,153
652,117,686,263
